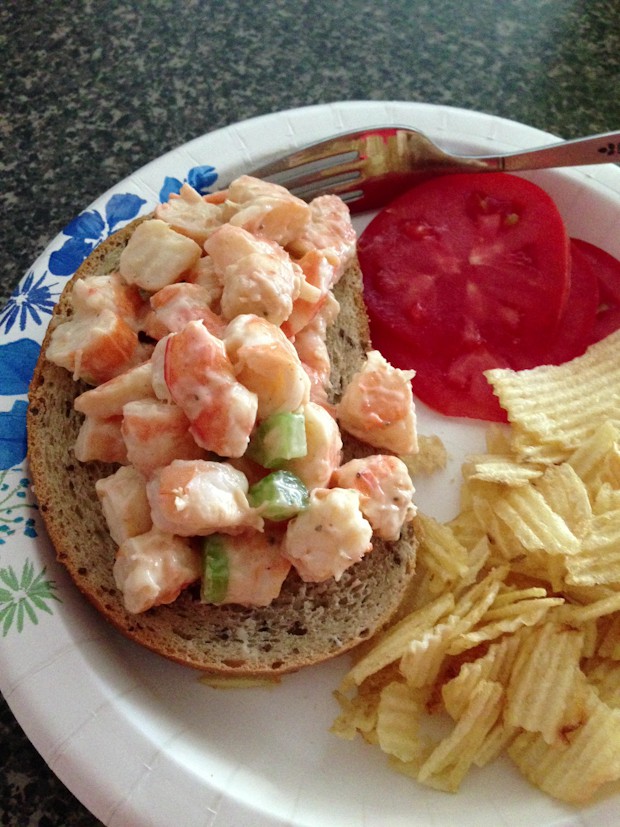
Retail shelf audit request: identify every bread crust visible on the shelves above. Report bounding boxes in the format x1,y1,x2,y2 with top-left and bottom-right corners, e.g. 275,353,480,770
27,219,417,677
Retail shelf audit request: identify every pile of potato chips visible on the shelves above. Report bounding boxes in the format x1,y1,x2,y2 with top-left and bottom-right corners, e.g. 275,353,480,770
332,329,620,804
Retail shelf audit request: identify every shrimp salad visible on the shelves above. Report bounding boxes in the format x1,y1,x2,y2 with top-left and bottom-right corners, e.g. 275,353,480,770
46,176,418,615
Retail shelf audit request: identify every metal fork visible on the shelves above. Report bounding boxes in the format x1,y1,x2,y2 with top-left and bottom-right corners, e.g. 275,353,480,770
244,126,620,213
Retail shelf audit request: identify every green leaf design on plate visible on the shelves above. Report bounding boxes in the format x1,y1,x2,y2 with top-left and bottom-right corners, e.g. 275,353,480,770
0,560,61,635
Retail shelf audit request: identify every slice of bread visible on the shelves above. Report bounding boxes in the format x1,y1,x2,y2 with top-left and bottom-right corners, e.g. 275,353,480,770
27,218,417,677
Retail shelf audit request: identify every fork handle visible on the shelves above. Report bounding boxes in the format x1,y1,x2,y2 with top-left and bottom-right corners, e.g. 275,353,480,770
490,130,620,172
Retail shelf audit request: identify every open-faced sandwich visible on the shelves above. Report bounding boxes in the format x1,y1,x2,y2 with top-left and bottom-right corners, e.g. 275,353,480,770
27,175,419,677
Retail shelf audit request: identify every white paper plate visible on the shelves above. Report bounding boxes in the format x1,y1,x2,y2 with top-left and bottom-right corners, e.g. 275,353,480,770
2,100,620,826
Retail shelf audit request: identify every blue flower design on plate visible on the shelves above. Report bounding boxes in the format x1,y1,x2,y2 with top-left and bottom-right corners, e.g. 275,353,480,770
0,340,43,470
159,164,219,202
0,400,29,470
48,192,147,277
0,271,59,335
0,340,40,397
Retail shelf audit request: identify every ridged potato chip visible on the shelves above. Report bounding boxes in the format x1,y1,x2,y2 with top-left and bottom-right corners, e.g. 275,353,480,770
417,680,503,792
332,664,401,741
447,508,485,551
376,681,427,762
581,617,600,658
400,619,460,689
564,511,620,586
492,486,580,555
602,448,620,488
414,513,469,583
340,592,454,690
443,633,521,719
508,683,620,804
441,647,519,769
584,657,620,707
333,329,620,805
453,537,491,596
472,721,518,767
594,483,620,515
448,593,563,656
597,615,620,660
567,420,619,487
532,463,592,538
401,569,509,667
486,329,620,462
505,550,566,593
559,591,620,624
471,494,524,560
462,453,543,486
505,620,585,743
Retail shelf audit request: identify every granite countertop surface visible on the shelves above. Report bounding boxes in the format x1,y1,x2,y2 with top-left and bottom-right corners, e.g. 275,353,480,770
2,0,620,824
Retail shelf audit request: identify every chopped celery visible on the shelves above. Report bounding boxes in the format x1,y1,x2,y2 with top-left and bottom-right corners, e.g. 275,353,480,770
248,471,309,521
200,535,229,604
246,411,307,468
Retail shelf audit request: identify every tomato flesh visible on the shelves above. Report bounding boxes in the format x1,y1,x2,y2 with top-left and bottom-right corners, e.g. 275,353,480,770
543,240,599,365
571,238,620,344
359,173,571,421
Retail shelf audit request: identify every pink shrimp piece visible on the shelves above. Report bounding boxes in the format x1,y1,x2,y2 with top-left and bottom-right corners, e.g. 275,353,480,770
185,256,223,308
146,459,262,537
225,175,311,246
74,414,127,464
204,224,302,326
150,336,173,402
143,282,227,341
119,218,202,292
46,301,151,386
158,320,257,457
203,529,291,607
154,183,224,245
72,273,148,330
287,195,356,281
113,527,201,614
294,338,331,409
224,314,310,419
203,221,262,270
281,250,337,338
46,271,151,386
74,361,156,418
298,362,330,409
286,402,342,490
95,465,152,546
292,293,340,407
204,190,228,205
338,351,418,455
283,487,372,582
331,455,416,541
121,399,205,476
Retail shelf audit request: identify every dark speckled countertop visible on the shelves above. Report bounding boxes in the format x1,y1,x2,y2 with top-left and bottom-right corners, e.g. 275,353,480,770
2,1,620,824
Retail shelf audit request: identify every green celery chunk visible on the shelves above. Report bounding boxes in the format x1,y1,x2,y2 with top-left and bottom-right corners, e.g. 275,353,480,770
200,535,229,604
248,470,309,521
246,411,307,468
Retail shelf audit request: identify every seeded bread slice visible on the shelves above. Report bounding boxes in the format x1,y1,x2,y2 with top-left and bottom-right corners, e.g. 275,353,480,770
27,219,417,677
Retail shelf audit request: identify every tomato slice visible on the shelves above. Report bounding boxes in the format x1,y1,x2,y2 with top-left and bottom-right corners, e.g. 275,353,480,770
359,173,571,421
367,306,512,421
571,238,620,344
544,240,599,365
